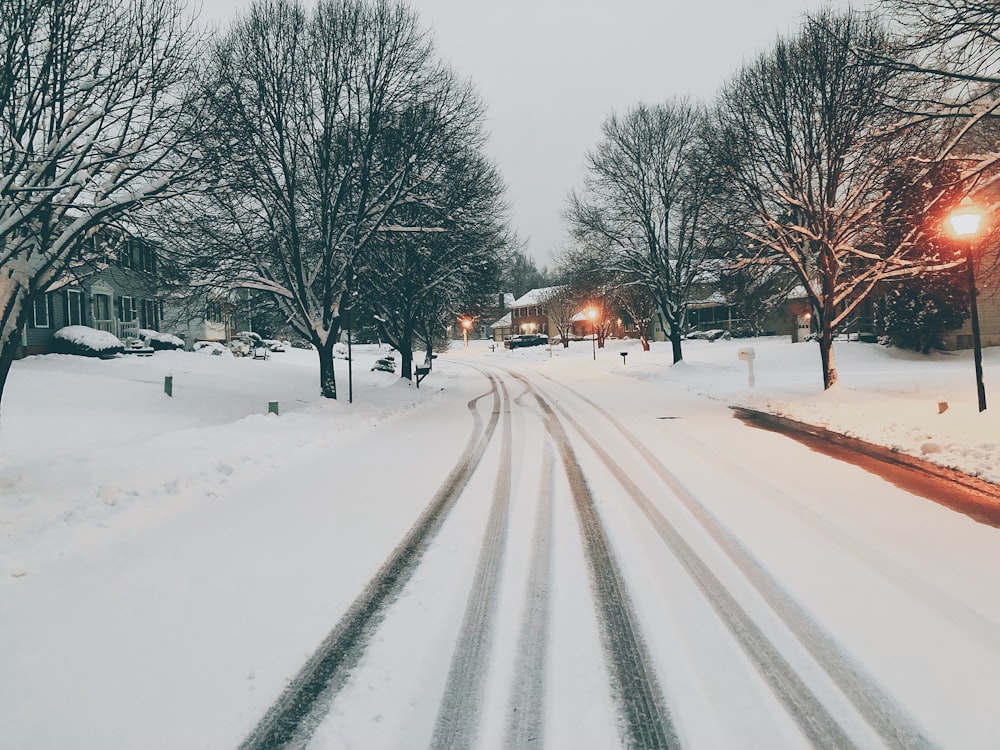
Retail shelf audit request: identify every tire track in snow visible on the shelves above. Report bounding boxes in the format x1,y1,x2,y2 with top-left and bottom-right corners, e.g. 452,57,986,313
431,377,514,749
503,438,556,748
543,375,937,750
240,376,503,750
510,372,679,750
532,380,856,750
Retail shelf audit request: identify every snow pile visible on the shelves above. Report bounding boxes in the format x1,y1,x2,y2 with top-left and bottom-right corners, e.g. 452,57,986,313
53,325,123,354
192,341,231,356
139,328,184,349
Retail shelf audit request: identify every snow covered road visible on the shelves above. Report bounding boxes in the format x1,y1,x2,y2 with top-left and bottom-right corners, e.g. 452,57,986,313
2,341,999,749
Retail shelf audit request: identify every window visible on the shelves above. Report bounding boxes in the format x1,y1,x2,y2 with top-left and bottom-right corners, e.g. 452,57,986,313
32,295,49,328
119,240,133,269
66,289,84,326
135,243,157,274
142,299,158,329
120,296,136,322
206,302,225,323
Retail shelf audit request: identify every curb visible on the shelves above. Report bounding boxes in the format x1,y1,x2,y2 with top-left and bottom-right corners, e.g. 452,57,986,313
731,406,1000,527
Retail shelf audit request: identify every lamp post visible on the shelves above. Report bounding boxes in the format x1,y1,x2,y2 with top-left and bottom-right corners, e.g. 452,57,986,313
587,308,597,360
461,318,472,348
947,199,987,412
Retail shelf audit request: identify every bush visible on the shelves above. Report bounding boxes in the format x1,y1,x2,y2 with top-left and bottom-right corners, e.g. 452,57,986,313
193,341,231,356
139,329,184,351
53,326,124,357
881,269,969,354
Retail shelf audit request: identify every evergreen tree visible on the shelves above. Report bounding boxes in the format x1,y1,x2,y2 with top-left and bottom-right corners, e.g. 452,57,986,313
881,266,969,353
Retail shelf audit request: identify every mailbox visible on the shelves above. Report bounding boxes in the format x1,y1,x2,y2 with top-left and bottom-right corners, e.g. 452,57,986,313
737,347,755,361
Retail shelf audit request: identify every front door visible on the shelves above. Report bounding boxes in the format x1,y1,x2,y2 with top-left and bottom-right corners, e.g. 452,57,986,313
93,293,113,332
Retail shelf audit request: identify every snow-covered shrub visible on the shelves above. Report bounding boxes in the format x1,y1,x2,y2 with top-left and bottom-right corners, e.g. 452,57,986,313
139,329,184,351
333,341,350,359
192,341,230,356
228,339,251,357
53,326,124,357
685,329,728,341
235,331,262,345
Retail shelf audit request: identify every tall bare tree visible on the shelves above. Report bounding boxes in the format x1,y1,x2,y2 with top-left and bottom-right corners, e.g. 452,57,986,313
708,9,955,389
169,0,483,399
566,99,715,364
0,0,201,413
362,148,508,379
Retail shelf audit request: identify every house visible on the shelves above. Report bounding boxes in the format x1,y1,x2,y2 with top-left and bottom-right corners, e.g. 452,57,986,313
18,229,163,357
161,293,234,350
508,286,562,338
490,311,513,342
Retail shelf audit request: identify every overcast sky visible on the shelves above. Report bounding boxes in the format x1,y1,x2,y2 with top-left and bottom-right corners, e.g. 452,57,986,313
198,0,867,267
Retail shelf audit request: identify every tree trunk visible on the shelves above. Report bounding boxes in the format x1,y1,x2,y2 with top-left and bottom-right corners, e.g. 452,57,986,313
638,320,651,351
400,346,413,380
398,322,414,381
670,329,683,364
818,328,838,389
0,304,28,421
317,338,337,399
0,329,20,421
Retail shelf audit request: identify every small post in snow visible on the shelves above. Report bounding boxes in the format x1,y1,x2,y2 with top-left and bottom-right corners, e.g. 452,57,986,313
164,375,173,397
737,347,755,388
620,351,628,365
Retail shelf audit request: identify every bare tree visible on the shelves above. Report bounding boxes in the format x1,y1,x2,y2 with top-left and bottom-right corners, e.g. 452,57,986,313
538,285,578,348
362,148,508,379
878,0,1000,286
167,0,482,399
566,99,715,364
0,0,202,412
708,9,955,389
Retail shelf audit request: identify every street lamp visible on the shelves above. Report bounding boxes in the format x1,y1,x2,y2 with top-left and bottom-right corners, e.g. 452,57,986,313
461,318,472,348
947,198,987,412
587,308,597,360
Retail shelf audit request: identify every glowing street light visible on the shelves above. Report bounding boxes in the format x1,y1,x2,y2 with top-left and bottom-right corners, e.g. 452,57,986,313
587,307,598,360
947,198,987,412
461,318,473,348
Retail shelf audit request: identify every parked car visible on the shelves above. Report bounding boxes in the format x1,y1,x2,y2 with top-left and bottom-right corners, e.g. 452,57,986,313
505,334,549,349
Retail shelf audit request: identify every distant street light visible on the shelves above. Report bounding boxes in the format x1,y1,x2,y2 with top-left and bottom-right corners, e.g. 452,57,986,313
947,198,987,412
461,318,472,348
587,308,597,360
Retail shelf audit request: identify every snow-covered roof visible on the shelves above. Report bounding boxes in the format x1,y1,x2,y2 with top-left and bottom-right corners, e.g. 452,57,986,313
502,293,516,308
511,285,565,308
787,282,820,300
490,312,512,328
688,291,729,308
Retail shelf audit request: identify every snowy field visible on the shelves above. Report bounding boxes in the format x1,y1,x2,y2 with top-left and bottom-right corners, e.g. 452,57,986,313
1,334,998,748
